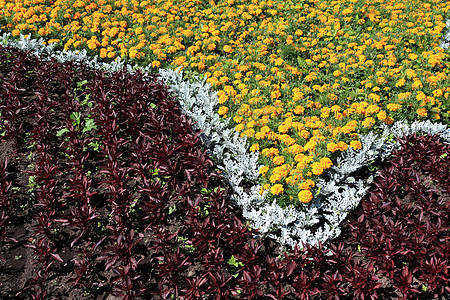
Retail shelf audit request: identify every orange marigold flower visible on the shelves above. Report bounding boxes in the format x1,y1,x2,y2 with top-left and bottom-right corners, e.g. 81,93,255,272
218,106,228,115
223,45,233,53
362,117,376,128
384,116,394,125
311,162,324,175
270,174,282,183
417,108,427,117
327,142,339,152
293,105,305,114
377,110,387,121
386,103,400,111
337,141,348,151
320,157,333,169
350,140,362,150
298,190,313,203
250,143,259,152
259,165,269,176
270,184,284,196
272,155,285,165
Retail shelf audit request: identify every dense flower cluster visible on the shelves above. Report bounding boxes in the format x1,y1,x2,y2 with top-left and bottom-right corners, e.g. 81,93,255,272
1,0,449,208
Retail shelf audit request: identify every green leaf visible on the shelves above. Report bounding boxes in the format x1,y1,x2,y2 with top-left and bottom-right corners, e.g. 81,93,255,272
82,118,97,134
56,128,70,137
70,112,81,127
169,204,176,215
76,79,88,88
227,255,237,266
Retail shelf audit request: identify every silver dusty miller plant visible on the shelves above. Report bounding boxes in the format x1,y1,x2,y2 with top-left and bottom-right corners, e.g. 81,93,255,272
1,30,449,250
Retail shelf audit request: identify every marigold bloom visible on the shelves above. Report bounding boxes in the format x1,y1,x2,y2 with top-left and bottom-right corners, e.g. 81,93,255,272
261,147,279,157
259,165,269,176
366,104,380,115
270,173,282,183
417,108,427,117
386,103,400,111
235,123,245,132
270,184,284,196
377,110,387,121
223,45,233,53
311,162,324,175
250,143,259,152
384,116,394,125
218,106,228,116
362,117,376,128
320,157,333,169
337,141,348,151
272,155,285,165
298,190,313,203
350,140,362,150
327,142,339,152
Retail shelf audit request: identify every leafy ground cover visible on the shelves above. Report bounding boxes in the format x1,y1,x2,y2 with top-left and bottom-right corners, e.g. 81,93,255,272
0,44,449,300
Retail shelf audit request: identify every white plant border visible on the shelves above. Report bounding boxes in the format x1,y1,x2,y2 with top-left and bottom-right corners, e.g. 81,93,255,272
0,24,449,249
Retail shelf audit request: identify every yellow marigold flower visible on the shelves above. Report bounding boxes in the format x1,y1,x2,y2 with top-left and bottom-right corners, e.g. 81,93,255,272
279,134,296,146
235,123,245,132
304,139,316,152
287,144,304,154
293,105,305,114
362,117,376,128
297,155,314,169
270,184,284,196
366,104,380,115
298,190,313,203
255,132,265,140
278,123,290,133
299,179,315,190
416,91,426,101
233,115,243,123
417,108,427,117
259,165,269,176
271,90,281,99
223,45,233,53
320,157,333,169
242,129,254,138
261,126,271,134
327,142,339,152
270,173,282,183
149,60,160,68
350,140,362,150
386,103,400,111
261,147,279,157
276,164,291,177
294,153,306,163
411,79,423,90
218,106,228,116
273,155,285,166
337,141,348,151
432,89,443,97
311,162,324,175
207,43,216,51
249,144,259,152
377,110,387,121
99,48,107,58
331,105,341,113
